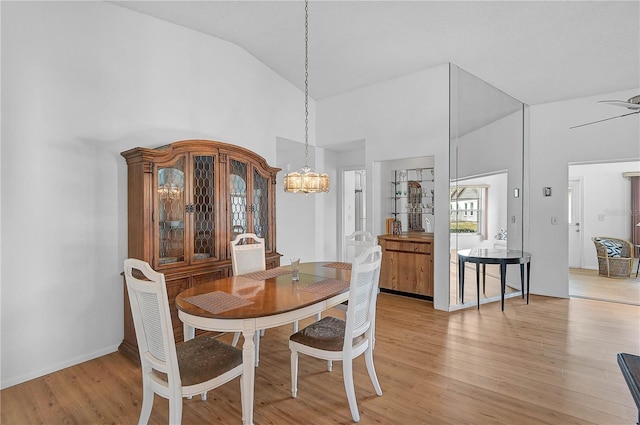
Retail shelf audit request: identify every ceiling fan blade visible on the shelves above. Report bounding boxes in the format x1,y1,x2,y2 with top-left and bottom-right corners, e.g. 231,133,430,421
569,110,640,129
597,100,640,110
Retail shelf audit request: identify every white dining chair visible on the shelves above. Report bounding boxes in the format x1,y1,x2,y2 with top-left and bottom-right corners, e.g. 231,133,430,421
230,233,267,363
289,245,383,423
123,258,245,425
335,231,376,317
344,231,376,263
230,232,266,276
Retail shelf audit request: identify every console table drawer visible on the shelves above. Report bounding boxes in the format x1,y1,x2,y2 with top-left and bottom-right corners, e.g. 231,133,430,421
385,240,431,254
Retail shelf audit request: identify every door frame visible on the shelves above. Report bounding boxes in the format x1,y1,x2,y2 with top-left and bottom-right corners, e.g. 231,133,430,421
338,166,366,262
568,177,584,268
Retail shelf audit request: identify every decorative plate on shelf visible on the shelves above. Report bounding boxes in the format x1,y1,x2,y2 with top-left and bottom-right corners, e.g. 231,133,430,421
158,167,184,188
159,257,178,265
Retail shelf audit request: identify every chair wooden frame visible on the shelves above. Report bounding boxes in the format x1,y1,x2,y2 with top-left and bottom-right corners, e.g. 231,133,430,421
123,258,245,424
289,245,383,423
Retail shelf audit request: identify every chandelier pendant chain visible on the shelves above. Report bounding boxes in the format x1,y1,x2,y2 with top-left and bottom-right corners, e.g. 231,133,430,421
304,0,309,166
282,0,329,193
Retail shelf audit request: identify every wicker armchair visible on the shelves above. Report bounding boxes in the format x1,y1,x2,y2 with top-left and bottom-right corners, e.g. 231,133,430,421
591,237,634,278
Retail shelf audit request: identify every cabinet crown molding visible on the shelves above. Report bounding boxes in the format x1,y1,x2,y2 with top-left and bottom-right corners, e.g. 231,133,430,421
121,139,281,176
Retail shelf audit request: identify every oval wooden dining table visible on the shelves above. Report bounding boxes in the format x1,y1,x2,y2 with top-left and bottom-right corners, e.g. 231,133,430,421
175,261,352,425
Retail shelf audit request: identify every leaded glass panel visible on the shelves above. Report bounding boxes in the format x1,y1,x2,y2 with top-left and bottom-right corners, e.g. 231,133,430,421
158,159,185,264
253,169,269,243
229,159,247,240
192,155,215,260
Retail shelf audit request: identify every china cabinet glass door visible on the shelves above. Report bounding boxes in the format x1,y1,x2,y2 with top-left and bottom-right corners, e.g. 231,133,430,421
252,167,271,248
157,158,186,266
228,157,273,252
229,158,249,240
191,155,216,261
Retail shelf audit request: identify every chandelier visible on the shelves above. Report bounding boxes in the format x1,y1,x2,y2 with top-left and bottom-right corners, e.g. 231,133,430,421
283,0,329,194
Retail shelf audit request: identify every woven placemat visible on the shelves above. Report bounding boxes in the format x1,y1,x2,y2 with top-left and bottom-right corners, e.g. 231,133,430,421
323,262,352,270
240,267,291,280
297,278,349,295
183,291,254,314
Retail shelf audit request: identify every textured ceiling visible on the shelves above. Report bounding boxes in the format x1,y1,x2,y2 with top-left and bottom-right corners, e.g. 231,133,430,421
110,1,639,107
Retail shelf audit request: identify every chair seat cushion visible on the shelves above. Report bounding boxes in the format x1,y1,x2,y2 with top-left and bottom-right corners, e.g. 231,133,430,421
290,316,364,351
176,335,242,386
594,237,624,257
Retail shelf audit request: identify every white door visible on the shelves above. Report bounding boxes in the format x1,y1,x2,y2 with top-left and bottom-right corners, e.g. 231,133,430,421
568,178,583,268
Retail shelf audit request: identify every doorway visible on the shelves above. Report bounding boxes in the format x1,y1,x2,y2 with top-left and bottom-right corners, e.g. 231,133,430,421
568,161,640,305
341,169,366,261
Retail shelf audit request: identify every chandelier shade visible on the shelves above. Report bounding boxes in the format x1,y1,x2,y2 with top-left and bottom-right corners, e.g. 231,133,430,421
283,0,329,194
283,165,330,194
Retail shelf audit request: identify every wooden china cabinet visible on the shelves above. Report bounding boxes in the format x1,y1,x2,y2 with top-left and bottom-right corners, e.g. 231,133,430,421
120,139,281,360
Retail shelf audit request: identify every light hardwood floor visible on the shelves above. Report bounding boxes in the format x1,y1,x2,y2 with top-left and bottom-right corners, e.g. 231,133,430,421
569,267,640,306
450,258,640,308
2,293,639,425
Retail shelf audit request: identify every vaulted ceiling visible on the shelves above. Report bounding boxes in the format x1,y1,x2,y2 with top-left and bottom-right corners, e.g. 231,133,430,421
111,1,639,107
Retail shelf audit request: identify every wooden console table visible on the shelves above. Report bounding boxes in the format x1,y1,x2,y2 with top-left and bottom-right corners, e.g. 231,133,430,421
378,233,433,299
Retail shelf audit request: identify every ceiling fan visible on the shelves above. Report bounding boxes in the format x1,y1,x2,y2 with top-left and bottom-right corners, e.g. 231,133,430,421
570,95,640,129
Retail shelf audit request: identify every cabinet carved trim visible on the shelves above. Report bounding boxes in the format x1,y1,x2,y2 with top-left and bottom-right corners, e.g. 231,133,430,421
120,139,282,361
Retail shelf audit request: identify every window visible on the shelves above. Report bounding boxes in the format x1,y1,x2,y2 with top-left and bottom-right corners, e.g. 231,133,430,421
450,185,488,236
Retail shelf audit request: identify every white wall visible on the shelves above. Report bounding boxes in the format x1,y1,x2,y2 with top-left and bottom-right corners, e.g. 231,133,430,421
318,65,450,310
275,138,323,265
1,2,307,388
276,141,338,263
570,161,639,270
530,89,640,298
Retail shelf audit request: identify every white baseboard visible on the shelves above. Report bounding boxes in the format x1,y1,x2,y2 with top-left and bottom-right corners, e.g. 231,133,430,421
1,344,120,390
